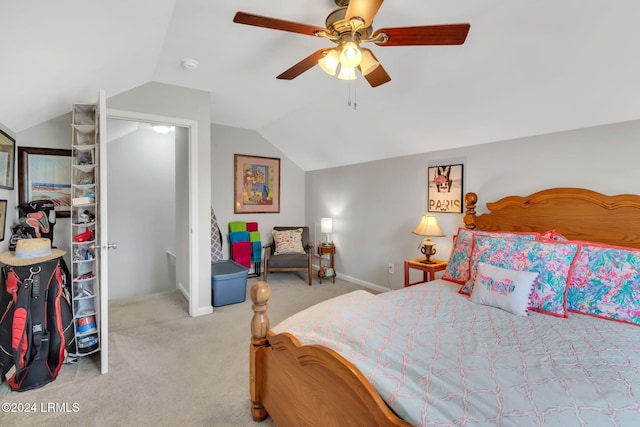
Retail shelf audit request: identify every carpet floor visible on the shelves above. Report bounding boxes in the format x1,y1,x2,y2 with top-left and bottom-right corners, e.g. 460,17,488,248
0,274,369,426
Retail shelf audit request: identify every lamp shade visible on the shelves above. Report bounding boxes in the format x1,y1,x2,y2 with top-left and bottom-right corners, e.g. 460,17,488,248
359,50,379,76
337,66,357,80
321,218,333,234
339,41,362,68
318,49,340,76
412,214,444,237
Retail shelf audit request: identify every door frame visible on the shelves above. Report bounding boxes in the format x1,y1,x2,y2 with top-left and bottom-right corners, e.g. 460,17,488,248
106,108,200,317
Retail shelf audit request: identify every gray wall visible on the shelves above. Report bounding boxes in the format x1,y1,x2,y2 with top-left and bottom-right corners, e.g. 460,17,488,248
210,124,306,260
107,124,176,300
174,125,189,294
13,113,74,264
306,119,640,291
9,82,640,307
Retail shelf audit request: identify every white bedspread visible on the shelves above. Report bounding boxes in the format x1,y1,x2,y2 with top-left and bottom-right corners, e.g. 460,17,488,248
272,280,640,426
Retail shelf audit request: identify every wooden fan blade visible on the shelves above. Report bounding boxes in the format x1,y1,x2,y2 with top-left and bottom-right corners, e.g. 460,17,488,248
233,11,329,37
362,63,391,87
358,49,391,87
373,23,470,46
345,0,384,27
277,49,329,80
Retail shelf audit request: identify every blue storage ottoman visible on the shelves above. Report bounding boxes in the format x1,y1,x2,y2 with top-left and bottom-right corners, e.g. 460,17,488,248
211,260,249,307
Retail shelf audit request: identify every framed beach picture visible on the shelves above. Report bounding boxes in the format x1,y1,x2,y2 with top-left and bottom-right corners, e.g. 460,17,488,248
428,164,464,213
0,130,16,190
18,147,72,217
234,154,280,214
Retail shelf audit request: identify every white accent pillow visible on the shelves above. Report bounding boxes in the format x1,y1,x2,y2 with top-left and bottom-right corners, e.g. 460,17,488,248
470,262,538,316
272,228,305,255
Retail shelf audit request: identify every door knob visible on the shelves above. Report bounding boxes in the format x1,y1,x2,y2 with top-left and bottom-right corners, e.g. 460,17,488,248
90,242,118,250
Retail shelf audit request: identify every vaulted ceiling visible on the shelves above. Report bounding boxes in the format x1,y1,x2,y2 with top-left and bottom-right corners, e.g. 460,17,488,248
3,1,640,170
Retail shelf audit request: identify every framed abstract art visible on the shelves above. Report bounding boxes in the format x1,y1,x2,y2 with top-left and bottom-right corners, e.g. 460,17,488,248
234,154,280,214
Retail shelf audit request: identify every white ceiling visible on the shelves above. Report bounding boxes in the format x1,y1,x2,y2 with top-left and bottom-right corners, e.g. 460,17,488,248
2,1,640,171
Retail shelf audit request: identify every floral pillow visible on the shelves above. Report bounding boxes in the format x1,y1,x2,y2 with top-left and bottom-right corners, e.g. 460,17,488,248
272,228,305,255
567,241,640,326
442,228,539,284
470,262,539,316
461,236,580,317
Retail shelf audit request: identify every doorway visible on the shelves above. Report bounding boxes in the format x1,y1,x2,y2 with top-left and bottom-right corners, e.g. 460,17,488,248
105,109,200,316
105,119,183,300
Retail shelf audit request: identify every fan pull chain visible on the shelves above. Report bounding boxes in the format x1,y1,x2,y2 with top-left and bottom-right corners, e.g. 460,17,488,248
346,79,358,111
353,79,357,110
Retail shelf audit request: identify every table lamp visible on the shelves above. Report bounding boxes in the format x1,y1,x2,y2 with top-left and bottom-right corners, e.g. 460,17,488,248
412,214,445,264
321,217,333,245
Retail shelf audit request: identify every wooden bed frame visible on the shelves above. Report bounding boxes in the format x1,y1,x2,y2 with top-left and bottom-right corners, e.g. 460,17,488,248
249,188,640,426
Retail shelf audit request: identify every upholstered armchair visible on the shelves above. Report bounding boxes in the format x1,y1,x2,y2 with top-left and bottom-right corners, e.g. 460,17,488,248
263,226,314,285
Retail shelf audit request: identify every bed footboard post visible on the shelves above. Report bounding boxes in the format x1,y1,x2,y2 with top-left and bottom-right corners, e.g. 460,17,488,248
464,192,478,229
250,281,271,422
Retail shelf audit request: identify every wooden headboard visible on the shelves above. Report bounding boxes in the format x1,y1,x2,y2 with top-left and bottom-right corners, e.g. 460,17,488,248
463,187,640,249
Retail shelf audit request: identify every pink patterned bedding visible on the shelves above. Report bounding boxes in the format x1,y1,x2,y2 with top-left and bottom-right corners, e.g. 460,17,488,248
273,281,640,426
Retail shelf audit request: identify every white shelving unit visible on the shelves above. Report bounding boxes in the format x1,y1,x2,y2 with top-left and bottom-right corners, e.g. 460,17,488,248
70,103,101,356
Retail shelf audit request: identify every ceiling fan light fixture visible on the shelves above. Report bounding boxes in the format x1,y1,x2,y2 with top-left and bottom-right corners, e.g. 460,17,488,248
339,41,362,68
359,50,379,76
318,49,340,76
337,65,357,81
233,6,471,89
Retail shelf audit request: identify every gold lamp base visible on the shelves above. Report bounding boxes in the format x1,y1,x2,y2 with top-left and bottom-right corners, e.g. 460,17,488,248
419,241,437,264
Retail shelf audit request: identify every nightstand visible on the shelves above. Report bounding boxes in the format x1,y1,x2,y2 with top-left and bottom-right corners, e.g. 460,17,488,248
317,243,336,284
404,258,448,287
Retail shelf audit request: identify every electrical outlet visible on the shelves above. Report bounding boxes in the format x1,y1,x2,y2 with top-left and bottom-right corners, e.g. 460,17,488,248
388,263,395,274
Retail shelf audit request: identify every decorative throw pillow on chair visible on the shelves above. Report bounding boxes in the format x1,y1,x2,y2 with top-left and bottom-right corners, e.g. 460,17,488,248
273,229,306,254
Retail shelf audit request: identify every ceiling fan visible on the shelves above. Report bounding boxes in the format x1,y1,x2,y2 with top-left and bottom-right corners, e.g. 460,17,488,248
233,0,470,87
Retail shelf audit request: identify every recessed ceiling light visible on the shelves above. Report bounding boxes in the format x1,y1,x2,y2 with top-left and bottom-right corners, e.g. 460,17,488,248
152,125,174,134
182,58,199,70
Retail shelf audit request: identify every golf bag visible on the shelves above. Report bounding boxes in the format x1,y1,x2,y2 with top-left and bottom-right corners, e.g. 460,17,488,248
0,257,75,391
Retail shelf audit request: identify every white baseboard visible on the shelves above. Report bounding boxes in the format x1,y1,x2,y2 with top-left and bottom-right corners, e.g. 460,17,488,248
336,272,392,294
177,282,189,300
176,281,213,317
313,263,392,294
192,306,214,317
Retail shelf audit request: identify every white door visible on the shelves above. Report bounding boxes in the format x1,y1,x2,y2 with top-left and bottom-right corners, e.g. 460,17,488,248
97,89,114,374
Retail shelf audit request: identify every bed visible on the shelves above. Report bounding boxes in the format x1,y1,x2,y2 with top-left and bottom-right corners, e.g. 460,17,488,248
249,188,640,426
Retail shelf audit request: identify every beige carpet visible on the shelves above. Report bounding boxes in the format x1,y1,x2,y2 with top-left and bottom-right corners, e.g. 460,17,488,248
0,274,369,426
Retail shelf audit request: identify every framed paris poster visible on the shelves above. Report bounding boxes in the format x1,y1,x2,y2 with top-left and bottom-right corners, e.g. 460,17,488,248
427,164,463,213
